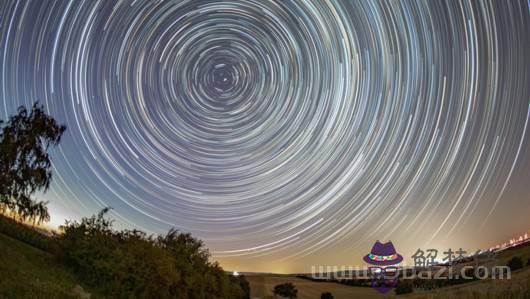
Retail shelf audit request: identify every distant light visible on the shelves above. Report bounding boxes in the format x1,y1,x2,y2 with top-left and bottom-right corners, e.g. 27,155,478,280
233,271,239,276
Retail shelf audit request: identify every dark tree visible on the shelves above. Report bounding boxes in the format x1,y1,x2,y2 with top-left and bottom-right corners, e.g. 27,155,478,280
321,291,334,299
507,257,523,271
395,279,413,294
236,275,251,299
273,282,297,299
0,103,65,223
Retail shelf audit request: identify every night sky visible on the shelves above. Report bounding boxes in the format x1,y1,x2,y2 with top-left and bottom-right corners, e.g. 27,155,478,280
1,0,530,273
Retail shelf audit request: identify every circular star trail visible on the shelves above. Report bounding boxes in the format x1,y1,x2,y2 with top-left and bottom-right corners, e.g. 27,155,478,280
1,0,529,262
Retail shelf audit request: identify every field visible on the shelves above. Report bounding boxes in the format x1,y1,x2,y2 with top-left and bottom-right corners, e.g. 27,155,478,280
246,268,530,299
401,266,530,299
0,232,92,298
246,243,530,299
246,275,392,299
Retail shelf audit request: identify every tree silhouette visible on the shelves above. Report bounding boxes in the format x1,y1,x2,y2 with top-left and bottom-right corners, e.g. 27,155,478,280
321,291,334,299
507,256,523,271
57,208,250,298
395,279,413,294
0,103,65,223
273,282,297,298
31,201,50,225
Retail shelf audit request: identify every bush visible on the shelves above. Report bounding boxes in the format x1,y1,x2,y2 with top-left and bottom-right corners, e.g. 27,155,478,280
273,282,298,298
507,257,524,271
234,275,250,299
321,291,334,299
56,208,249,298
395,280,413,295
0,214,53,251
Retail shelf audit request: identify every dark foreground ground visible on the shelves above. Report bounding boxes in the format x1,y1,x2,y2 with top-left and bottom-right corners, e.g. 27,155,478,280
0,232,93,298
1,220,530,299
246,269,530,299
246,243,530,299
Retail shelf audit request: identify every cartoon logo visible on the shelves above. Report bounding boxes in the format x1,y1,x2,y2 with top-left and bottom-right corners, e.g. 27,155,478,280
363,240,403,293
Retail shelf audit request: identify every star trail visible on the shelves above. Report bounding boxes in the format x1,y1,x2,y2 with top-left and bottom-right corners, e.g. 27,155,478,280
1,0,530,273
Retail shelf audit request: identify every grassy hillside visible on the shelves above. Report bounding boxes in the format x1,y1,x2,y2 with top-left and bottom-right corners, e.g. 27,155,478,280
247,268,530,299
0,211,250,299
247,243,530,299
1,211,528,299
0,232,92,298
401,267,530,299
246,275,392,299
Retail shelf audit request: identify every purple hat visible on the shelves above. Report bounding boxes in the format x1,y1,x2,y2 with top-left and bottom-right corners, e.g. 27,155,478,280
363,241,403,266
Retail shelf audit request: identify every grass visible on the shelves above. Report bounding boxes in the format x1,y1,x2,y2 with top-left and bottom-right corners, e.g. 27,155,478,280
245,275,393,299
401,266,530,299
1,212,528,298
0,214,54,252
0,232,92,298
246,269,530,299
246,243,530,299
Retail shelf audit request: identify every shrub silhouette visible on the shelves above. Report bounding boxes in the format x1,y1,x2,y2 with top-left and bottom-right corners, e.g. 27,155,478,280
0,103,65,224
321,291,334,299
395,279,413,294
56,208,249,298
0,214,52,251
507,256,523,271
273,282,298,298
